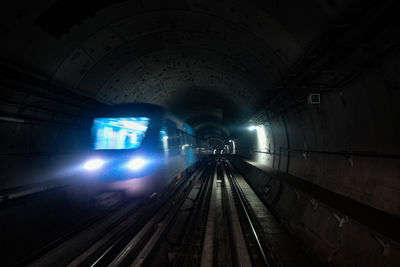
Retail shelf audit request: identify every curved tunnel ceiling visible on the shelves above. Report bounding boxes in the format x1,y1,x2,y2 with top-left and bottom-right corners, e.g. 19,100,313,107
0,0,349,140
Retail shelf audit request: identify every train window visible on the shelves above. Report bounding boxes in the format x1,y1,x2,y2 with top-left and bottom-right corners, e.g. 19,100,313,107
163,120,196,149
189,135,193,145
165,124,177,148
176,130,183,146
91,117,150,150
183,132,188,145
188,134,192,145
158,127,168,151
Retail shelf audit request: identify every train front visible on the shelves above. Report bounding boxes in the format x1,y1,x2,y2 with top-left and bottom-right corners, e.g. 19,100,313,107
81,109,165,197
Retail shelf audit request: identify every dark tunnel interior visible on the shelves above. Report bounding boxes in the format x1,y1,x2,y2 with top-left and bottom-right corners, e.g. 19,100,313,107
0,0,399,266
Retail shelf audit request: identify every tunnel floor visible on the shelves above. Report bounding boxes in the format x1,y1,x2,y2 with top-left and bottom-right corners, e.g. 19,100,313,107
0,157,313,267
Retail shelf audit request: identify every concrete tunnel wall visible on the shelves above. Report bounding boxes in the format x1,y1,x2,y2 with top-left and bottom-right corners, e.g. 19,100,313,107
0,0,396,217
0,70,100,191
230,23,400,262
229,157,400,266
235,20,400,218
0,0,396,214
0,0,398,264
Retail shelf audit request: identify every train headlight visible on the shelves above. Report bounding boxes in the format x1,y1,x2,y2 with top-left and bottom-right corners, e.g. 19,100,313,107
83,159,105,170
127,157,147,170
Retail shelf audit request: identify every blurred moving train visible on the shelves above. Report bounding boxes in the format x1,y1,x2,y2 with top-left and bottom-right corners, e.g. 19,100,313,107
81,103,199,197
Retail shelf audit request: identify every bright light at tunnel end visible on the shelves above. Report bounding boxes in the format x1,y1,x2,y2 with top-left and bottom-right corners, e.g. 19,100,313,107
83,159,105,171
248,125,258,131
127,157,147,170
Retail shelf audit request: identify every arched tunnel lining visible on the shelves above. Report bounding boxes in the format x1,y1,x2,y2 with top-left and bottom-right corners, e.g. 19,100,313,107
0,0,312,143
0,0,399,266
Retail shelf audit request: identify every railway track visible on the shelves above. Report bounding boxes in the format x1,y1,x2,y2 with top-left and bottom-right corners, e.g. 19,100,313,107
19,160,208,267
18,157,311,267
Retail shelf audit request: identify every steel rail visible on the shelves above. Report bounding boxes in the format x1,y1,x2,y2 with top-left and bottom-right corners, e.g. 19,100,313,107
200,165,218,267
175,161,215,267
224,160,271,267
107,168,205,266
222,163,253,267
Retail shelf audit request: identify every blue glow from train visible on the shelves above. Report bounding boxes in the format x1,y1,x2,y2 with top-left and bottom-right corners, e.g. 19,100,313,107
127,157,148,170
83,158,105,170
91,117,150,150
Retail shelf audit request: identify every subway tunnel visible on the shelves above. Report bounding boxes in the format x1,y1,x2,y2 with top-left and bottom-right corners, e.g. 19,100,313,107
0,0,399,266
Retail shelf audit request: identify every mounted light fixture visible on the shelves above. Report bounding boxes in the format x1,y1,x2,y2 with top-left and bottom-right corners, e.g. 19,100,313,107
248,125,258,131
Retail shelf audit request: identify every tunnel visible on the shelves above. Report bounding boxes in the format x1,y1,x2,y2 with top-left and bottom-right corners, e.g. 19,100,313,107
0,0,399,266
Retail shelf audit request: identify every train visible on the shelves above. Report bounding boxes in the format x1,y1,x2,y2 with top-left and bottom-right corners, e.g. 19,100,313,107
81,103,200,198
